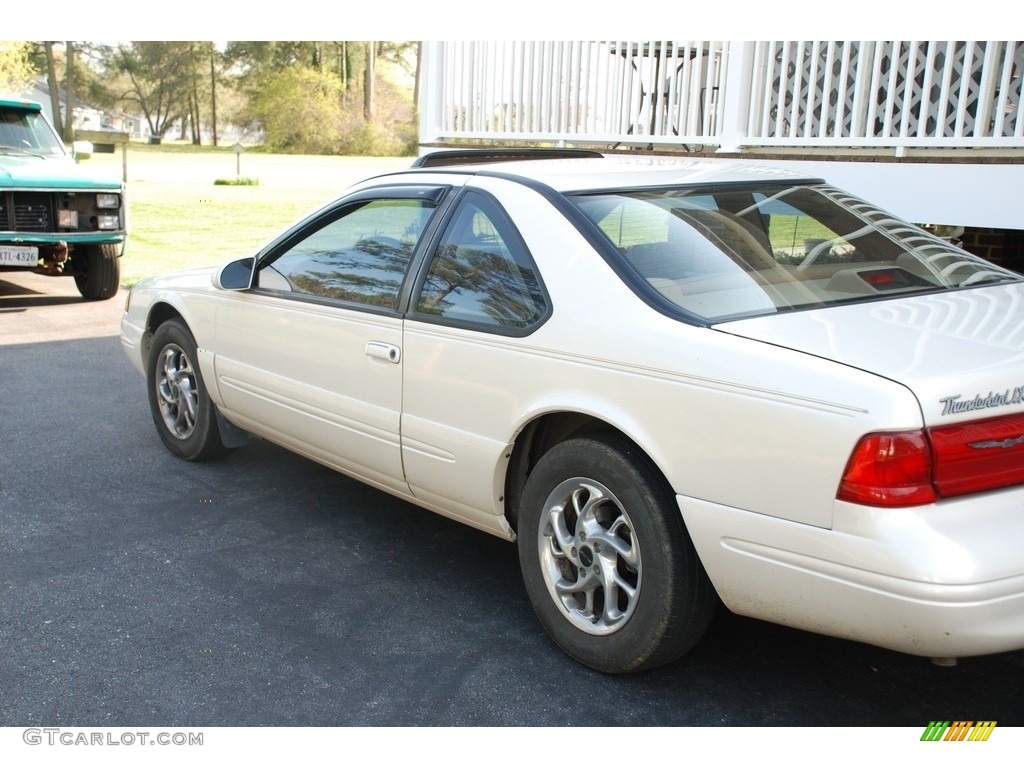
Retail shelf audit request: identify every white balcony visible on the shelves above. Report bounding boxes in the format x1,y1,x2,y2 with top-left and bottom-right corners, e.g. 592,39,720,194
421,41,1023,153
419,41,1024,233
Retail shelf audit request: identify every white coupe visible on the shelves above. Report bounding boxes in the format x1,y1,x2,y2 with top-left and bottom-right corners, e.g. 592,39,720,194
121,150,1024,673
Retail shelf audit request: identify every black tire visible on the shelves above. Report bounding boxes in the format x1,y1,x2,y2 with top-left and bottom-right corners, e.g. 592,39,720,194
517,434,715,673
147,319,232,461
74,243,122,300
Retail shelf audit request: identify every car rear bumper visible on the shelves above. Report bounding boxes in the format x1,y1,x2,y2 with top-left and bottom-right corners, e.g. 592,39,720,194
681,490,1024,658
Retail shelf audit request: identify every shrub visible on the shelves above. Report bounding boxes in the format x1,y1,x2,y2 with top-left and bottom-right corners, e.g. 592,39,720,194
214,177,260,186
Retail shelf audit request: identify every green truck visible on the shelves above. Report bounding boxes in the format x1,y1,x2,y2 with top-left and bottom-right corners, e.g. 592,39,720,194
0,97,127,300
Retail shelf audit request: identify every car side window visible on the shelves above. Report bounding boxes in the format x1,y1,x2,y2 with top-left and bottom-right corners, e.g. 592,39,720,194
415,192,547,330
259,198,431,309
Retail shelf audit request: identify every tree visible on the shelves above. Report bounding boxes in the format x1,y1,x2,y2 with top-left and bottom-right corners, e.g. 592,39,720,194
364,42,376,121
224,41,326,86
34,42,112,141
106,42,196,138
63,42,74,141
413,42,422,121
249,65,343,154
43,42,63,137
185,42,205,145
220,40,419,155
208,43,219,147
0,41,36,95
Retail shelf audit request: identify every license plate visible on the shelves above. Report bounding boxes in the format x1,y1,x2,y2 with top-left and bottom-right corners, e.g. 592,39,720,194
0,245,39,267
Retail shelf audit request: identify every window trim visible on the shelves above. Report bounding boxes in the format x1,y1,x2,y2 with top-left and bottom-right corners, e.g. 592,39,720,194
406,187,553,337
248,184,453,315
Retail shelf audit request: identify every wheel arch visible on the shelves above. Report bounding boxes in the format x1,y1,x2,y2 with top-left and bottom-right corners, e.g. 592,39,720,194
511,415,717,672
141,301,188,365
145,314,233,461
503,411,675,535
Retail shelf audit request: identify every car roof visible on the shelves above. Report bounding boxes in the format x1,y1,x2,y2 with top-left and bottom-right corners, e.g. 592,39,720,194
0,96,42,111
410,150,822,193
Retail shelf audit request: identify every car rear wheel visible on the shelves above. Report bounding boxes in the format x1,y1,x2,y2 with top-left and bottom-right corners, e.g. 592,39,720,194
147,319,231,461
74,243,121,300
517,434,715,673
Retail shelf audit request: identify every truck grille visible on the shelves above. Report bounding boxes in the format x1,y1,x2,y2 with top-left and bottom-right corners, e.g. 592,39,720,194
1,192,56,232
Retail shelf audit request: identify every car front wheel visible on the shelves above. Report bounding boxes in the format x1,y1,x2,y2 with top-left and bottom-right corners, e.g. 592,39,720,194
147,319,231,461
517,434,715,673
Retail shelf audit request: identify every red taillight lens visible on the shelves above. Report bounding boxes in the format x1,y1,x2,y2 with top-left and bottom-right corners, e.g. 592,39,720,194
838,431,936,507
840,414,1024,507
930,413,1024,497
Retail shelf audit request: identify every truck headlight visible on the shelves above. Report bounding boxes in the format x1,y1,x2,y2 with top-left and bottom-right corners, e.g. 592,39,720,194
96,194,120,209
97,214,120,230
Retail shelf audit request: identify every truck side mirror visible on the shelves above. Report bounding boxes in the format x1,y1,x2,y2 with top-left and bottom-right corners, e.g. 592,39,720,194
71,140,93,161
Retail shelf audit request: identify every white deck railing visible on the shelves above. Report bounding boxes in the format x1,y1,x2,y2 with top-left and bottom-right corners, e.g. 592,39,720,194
418,41,1024,155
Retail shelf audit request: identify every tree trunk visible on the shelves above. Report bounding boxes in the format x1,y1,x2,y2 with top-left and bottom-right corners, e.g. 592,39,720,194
343,41,352,93
209,43,218,147
363,41,376,122
191,92,201,144
413,42,422,120
63,42,75,142
44,42,64,139
335,42,345,90
190,46,202,145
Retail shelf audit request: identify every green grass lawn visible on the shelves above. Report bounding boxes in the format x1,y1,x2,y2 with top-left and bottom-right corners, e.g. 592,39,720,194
86,142,411,286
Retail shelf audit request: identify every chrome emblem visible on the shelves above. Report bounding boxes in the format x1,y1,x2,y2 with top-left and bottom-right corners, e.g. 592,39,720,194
968,434,1024,450
940,387,1024,416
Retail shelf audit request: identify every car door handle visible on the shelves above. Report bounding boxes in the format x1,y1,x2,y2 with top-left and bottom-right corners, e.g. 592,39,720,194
365,341,401,364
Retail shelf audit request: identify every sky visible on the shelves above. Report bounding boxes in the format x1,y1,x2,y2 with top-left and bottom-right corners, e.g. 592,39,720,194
8,0,1007,43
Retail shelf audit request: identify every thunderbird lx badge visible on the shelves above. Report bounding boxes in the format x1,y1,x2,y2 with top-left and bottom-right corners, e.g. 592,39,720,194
939,388,1024,416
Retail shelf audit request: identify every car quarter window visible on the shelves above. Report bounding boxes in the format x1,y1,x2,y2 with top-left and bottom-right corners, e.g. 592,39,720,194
414,191,547,330
258,198,433,308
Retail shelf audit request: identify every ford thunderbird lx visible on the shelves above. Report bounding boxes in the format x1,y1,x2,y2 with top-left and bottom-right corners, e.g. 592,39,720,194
121,150,1024,672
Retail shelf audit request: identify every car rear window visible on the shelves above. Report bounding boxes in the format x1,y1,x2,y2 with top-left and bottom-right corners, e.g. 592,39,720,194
570,183,1021,322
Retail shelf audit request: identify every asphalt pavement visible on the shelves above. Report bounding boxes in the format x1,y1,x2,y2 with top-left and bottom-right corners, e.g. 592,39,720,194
1,271,1022,730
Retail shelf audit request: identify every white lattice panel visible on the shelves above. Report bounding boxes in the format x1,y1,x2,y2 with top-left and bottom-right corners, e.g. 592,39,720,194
760,41,1021,142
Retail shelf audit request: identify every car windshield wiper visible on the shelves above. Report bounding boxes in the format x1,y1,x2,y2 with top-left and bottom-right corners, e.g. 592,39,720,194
0,144,47,158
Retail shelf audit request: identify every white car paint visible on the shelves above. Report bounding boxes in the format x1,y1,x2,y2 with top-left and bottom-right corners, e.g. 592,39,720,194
121,153,1024,667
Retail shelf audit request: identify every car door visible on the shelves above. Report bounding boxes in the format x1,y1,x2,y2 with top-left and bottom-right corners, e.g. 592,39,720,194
400,186,552,530
211,185,448,494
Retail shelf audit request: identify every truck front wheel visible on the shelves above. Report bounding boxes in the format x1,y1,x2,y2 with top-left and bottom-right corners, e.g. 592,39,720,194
74,243,122,300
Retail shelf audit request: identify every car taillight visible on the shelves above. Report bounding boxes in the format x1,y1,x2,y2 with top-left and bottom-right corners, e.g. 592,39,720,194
839,414,1024,507
929,413,1024,497
838,431,936,507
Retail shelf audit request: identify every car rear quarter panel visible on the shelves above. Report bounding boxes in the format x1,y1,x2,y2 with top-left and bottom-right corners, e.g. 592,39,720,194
721,284,1024,427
